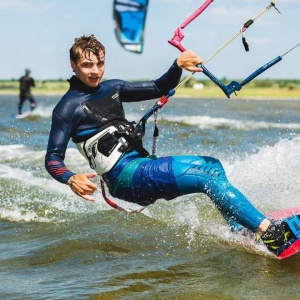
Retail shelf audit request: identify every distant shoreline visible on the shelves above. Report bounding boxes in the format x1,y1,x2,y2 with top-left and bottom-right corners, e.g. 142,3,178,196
1,88,299,101
1,78,300,100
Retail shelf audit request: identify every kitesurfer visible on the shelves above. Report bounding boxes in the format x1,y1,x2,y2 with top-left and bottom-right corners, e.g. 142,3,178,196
45,34,297,257
18,69,36,115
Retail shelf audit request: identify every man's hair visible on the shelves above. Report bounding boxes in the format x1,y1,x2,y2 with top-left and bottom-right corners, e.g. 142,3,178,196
69,34,105,63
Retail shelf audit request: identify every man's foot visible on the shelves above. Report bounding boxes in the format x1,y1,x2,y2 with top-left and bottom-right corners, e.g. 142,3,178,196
260,218,296,256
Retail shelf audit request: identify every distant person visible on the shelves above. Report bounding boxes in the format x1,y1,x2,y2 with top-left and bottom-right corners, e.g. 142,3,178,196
18,69,36,115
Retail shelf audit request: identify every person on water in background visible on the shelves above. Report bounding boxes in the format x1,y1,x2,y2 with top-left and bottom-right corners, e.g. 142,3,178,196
18,68,36,115
45,34,297,257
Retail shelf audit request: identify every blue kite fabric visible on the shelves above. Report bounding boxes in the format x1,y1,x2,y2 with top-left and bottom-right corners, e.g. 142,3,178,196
113,0,149,54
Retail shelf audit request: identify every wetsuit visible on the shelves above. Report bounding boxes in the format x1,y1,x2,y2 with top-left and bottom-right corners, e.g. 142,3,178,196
19,75,36,114
45,59,265,233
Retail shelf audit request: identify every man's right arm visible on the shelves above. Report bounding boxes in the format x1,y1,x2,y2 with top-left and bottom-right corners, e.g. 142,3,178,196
45,108,98,202
45,111,75,184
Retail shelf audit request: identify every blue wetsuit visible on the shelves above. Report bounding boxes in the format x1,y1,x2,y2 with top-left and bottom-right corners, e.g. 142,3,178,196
45,60,265,233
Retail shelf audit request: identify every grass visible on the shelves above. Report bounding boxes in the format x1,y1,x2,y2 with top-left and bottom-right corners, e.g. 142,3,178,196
0,80,68,95
175,86,300,99
1,80,300,100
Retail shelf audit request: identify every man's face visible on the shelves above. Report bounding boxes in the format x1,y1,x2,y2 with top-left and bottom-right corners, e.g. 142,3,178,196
71,50,105,88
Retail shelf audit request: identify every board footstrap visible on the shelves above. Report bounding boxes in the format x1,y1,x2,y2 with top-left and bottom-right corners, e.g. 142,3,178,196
286,215,300,239
276,215,300,259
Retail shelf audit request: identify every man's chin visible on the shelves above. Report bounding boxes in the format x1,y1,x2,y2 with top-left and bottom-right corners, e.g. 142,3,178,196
87,80,100,87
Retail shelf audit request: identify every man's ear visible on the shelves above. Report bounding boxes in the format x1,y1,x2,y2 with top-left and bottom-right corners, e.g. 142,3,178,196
70,60,76,72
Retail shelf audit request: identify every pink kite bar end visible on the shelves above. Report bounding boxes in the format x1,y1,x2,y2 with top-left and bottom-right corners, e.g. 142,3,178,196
168,27,186,52
181,0,214,28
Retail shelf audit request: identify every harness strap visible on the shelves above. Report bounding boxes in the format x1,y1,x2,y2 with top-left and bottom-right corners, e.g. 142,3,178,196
100,178,146,213
115,130,150,157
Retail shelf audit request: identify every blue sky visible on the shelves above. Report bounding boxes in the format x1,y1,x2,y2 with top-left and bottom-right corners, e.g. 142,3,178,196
0,0,299,81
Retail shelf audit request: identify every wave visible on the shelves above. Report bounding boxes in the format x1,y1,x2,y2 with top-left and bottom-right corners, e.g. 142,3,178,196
14,105,53,119
160,115,300,130
32,105,53,118
225,136,300,212
1,137,300,229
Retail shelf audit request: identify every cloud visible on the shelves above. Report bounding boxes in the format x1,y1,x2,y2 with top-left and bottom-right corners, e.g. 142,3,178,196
247,37,270,45
0,0,54,13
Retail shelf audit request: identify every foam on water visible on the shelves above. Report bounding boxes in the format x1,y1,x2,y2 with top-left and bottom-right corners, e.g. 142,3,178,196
31,105,53,118
0,145,148,223
2,137,300,226
162,115,300,130
147,136,300,253
226,136,300,211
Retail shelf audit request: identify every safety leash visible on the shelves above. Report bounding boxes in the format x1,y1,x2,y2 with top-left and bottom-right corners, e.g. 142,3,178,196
100,178,146,213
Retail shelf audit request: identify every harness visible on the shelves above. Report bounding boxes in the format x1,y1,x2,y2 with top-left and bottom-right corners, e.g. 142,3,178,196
74,119,150,176
74,88,162,212
74,119,150,213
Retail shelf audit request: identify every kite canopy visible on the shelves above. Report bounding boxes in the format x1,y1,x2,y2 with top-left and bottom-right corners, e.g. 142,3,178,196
113,0,149,54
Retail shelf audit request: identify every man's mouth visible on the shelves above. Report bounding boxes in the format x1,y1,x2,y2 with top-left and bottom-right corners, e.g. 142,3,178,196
89,77,99,84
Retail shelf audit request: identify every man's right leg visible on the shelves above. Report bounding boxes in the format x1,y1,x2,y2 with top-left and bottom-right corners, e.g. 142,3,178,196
27,93,36,111
171,155,299,256
171,155,265,232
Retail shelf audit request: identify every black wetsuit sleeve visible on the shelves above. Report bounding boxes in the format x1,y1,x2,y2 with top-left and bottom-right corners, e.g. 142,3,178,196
45,110,76,184
119,59,182,102
154,59,182,94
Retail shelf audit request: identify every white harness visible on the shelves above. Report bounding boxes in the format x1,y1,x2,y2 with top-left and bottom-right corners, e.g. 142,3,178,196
75,124,128,175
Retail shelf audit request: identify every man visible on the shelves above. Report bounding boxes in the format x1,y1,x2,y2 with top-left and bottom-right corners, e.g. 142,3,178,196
45,34,297,257
18,69,36,115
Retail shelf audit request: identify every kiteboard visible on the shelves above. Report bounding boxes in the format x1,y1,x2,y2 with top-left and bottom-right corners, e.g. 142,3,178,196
267,207,300,260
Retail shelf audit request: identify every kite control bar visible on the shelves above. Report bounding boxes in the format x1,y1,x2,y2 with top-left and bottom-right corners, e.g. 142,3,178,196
199,56,283,98
167,0,287,97
198,42,300,98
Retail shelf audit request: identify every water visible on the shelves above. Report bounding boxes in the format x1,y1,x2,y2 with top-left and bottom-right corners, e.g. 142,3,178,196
1,94,300,299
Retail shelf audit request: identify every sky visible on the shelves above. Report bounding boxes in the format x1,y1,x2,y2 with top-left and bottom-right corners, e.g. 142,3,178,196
0,0,299,81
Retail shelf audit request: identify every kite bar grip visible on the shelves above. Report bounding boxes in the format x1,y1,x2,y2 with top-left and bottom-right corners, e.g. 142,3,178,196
199,64,236,98
199,56,283,98
240,56,282,86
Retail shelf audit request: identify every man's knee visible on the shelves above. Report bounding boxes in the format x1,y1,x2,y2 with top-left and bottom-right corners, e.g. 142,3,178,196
200,156,226,178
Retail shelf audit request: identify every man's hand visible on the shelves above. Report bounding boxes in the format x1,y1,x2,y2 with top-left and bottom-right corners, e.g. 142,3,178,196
177,50,203,72
67,173,98,201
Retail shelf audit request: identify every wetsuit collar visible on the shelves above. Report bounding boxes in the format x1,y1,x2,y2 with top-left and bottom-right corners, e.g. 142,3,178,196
68,75,100,94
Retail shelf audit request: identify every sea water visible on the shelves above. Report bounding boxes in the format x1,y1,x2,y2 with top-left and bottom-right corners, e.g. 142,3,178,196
1,94,300,299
